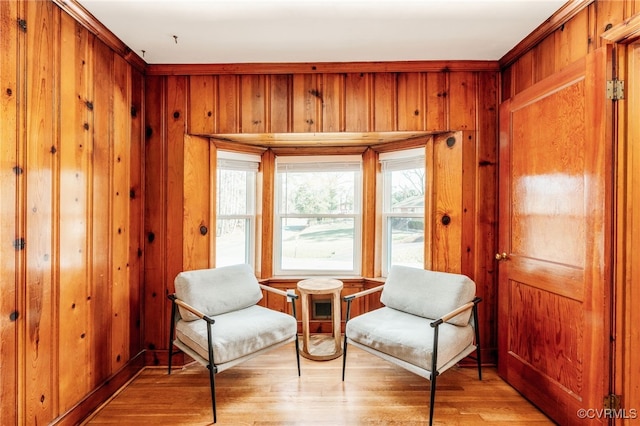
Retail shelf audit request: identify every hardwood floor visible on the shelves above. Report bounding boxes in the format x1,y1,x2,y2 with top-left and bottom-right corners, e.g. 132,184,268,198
83,343,554,425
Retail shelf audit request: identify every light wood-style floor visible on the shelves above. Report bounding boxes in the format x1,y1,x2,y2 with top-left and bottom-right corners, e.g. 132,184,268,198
83,343,554,425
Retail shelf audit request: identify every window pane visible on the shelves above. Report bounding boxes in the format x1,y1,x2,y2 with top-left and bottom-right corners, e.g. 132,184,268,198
279,171,356,214
389,168,425,213
389,217,424,268
280,217,354,271
217,169,250,215
216,218,249,266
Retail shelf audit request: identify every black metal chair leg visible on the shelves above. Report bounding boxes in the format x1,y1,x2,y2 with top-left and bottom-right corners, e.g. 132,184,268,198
207,365,217,423
473,300,483,381
168,295,177,375
428,373,437,426
295,336,301,376
341,335,349,381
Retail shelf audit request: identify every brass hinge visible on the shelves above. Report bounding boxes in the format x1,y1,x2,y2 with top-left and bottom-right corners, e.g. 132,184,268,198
604,394,621,410
606,79,625,100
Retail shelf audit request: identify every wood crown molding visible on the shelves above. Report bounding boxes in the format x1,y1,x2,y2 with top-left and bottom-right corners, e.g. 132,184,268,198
499,0,594,69
601,12,640,43
146,60,499,76
52,0,147,72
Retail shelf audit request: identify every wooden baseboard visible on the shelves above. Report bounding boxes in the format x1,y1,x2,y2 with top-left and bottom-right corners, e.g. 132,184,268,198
51,351,146,426
145,348,193,367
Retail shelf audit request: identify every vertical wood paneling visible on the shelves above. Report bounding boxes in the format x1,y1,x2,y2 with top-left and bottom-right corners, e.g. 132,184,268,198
91,39,113,385
460,131,476,279
344,73,370,132
0,1,19,424
449,72,477,130
292,74,320,132
58,12,91,410
183,134,211,271
432,133,463,273
513,51,534,95
240,75,266,133
188,75,216,135
556,9,591,69
269,74,291,133
143,75,166,356
533,34,557,83
217,75,239,133
110,53,131,372
2,2,145,424
423,138,435,271
25,0,55,421
321,73,344,132
372,73,396,131
501,67,513,102
425,72,447,131
165,75,186,312
475,72,498,359
396,72,424,131
259,149,276,278
360,148,379,277
129,68,144,358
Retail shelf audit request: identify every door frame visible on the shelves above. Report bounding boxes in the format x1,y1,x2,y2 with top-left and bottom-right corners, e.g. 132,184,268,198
602,19,640,419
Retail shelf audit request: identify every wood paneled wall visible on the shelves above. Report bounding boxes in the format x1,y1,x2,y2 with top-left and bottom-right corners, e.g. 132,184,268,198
501,0,640,98
0,1,144,424
142,66,499,369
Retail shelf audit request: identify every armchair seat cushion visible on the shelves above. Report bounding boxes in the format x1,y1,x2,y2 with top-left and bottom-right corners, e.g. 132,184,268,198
175,305,297,364
345,307,474,371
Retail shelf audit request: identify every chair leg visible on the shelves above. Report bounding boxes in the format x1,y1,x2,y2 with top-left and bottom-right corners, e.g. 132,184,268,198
295,336,301,376
207,365,217,424
428,373,437,426
341,334,348,381
473,301,483,381
167,296,177,375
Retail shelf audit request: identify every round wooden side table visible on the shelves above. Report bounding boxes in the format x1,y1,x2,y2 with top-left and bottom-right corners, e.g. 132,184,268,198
297,278,343,361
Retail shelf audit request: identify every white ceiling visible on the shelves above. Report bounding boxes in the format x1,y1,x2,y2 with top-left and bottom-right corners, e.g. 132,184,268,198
77,0,567,65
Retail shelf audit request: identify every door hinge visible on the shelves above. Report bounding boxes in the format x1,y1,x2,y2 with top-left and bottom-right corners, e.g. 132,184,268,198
604,394,621,410
606,79,625,100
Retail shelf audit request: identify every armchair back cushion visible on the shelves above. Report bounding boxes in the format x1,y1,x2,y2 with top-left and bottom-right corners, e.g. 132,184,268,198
174,264,263,321
380,265,475,326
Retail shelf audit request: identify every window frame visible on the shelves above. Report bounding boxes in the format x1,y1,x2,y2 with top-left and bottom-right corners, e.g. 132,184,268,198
380,147,426,277
215,150,260,268
273,155,363,276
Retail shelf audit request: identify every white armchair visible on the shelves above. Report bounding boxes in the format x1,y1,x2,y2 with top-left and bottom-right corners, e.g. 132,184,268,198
342,265,482,426
167,263,300,423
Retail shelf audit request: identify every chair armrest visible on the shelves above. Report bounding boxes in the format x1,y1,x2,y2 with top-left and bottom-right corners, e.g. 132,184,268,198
168,294,214,323
343,284,384,302
430,297,482,327
259,284,299,300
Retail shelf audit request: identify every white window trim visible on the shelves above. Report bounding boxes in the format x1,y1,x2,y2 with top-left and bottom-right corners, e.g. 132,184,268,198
216,151,260,267
380,148,425,277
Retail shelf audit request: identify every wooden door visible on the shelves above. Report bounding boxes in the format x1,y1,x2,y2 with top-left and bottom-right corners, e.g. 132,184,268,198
497,47,612,425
